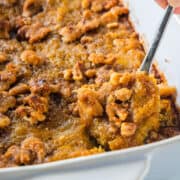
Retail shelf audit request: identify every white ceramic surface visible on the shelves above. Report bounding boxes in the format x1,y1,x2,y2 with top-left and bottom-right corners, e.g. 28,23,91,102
0,1,180,180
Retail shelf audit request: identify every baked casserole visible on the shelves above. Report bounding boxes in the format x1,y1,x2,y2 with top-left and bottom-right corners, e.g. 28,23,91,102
0,0,179,168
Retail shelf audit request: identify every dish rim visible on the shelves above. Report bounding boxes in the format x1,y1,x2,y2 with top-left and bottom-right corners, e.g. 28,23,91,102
1,134,180,172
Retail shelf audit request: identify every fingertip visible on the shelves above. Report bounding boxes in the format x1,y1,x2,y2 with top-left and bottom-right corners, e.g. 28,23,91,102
174,7,180,14
155,0,168,8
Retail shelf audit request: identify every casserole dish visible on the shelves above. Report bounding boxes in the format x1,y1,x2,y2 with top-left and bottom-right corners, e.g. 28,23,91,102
0,0,180,179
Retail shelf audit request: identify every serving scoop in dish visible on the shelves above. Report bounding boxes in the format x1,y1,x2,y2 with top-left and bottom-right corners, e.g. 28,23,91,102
140,5,173,72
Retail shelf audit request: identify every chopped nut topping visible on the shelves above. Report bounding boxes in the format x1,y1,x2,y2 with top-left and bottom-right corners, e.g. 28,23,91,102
110,72,121,86
85,69,96,78
0,114,10,128
81,0,91,9
158,85,176,98
15,105,46,124
101,7,129,25
23,0,44,17
63,69,72,81
24,94,48,113
107,22,119,29
78,88,103,125
20,50,44,66
4,145,21,165
121,122,137,137
114,88,132,102
0,92,16,113
72,62,84,81
106,94,128,127
18,23,50,43
21,137,45,164
0,52,8,63
9,83,29,96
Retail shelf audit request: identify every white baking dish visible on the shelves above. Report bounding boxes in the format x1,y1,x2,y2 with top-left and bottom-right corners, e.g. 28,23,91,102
1,0,180,179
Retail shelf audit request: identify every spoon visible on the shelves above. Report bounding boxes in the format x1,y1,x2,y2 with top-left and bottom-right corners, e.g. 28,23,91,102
139,5,173,73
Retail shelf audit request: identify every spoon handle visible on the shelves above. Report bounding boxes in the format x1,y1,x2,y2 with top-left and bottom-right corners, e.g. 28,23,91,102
140,5,173,73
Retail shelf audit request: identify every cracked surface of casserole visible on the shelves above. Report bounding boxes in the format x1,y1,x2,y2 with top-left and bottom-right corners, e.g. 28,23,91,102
0,0,179,168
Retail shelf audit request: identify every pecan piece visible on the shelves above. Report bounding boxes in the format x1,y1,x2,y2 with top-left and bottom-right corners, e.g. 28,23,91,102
23,0,44,17
121,122,137,137
20,50,44,66
3,145,20,165
18,23,50,43
0,52,8,63
72,62,84,81
9,83,29,96
24,94,48,113
20,137,46,164
0,113,10,128
15,106,46,124
78,88,103,125
0,91,16,113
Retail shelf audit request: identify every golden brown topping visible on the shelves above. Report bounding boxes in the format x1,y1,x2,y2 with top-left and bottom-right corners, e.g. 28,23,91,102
106,95,128,127
20,50,44,66
91,1,103,12
0,113,10,128
104,0,118,10
0,19,11,39
3,146,20,165
89,53,104,65
97,82,114,103
59,25,81,43
63,69,72,81
24,94,48,113
0,52,8,63
78,88,103,125
18,23,50,43
0,70,17,91
9,83,29,96
60,19,100,43
29,79,60,96
28,23,50,44
89,118,118,147
121,122,137,137
158,85,177,98
114,88,132,102
0,92,16,113
119,72,134,86
85,69,96,78
109,72,121,86
108,137,127,150
80,36,93,43
23,0,44,17
82,0,118,12
89,53,116,65
82,10,92,19
72,62,84,81
21,137,45,164
107,22,119,29
101,7,129,25
132,72,160,124
15,106,46,124
81,0,91,9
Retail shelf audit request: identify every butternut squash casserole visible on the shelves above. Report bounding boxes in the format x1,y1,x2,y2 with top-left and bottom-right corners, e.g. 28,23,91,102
0,0,179,168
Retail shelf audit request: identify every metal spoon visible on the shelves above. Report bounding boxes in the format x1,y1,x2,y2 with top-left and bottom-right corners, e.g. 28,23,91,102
139,5,173,73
